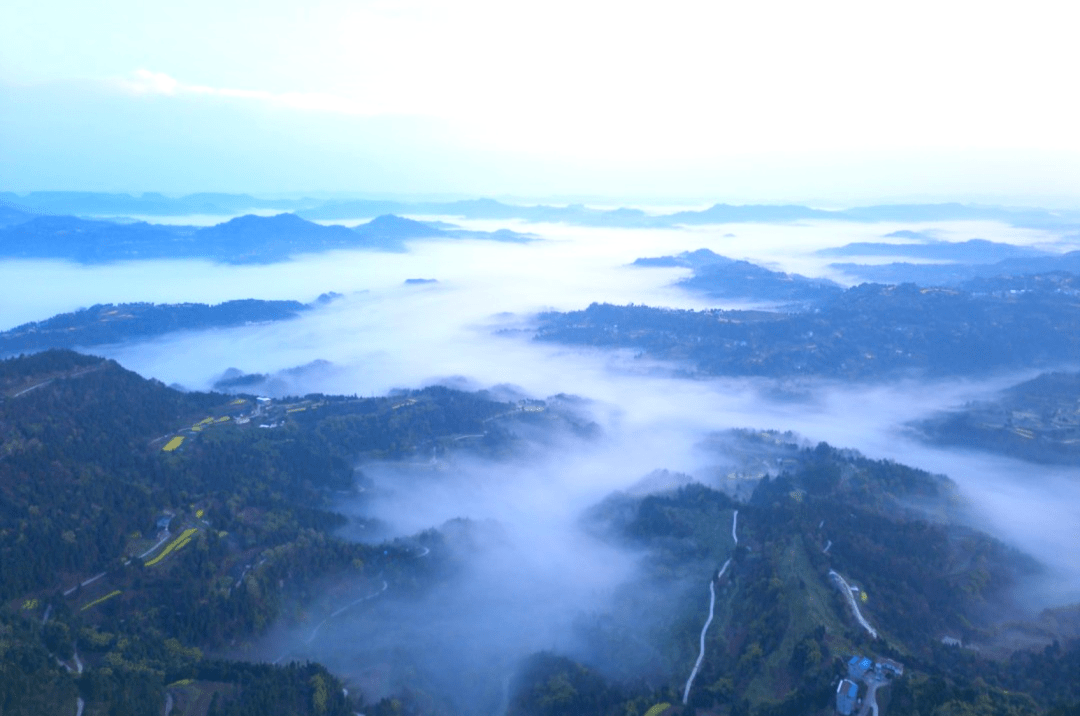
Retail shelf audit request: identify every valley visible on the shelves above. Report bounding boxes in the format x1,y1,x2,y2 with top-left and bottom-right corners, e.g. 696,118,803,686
1,201,1079,716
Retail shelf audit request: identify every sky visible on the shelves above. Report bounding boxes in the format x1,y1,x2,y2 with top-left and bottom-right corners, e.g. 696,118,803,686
4,4,1080,705
3,0,1080,202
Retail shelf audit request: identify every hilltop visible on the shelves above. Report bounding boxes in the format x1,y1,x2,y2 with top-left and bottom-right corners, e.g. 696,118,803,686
913,371,1080,464
0,299,317,355
633,249,842,304
535,279,1080,380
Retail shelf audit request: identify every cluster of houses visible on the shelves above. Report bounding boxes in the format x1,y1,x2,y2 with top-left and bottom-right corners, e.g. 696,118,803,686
836,654,904,715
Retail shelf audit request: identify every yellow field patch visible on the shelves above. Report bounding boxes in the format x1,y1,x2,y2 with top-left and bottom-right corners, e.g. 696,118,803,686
144,528,198,566
81,589,122,611
643,703,671,716
162,436,185,452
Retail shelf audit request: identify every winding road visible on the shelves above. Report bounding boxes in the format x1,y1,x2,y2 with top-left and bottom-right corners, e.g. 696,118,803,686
272,578,391,663
299,544,427,649
13,379,52,397
858,678,882,716
64,527,175,598
305,580,389,644
682,580,717,705
682,510,739,705
829,570,877,639
63,571,107,597
12,366,102,399
137,529,173,560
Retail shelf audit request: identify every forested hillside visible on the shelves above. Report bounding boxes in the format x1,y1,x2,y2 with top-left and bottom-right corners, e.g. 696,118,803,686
535,281,1080,379
4,351,1079,716
0,350,524,715
510,439,1079,716
914,371,1080,463
0,299,312,355
632,249,841,304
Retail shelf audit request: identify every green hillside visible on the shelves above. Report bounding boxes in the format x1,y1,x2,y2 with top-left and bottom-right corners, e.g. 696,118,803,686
0,350,531,716
513,438,1079,716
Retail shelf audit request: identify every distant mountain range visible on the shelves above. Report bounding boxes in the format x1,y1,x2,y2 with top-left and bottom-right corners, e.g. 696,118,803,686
817,238,1050,262
0,298,330,354
309,200,1080,231
633,248,842,303
0,202,40,228
0,212,535,264
4,192,1080,231
0,191,319,217
833,250,1080,286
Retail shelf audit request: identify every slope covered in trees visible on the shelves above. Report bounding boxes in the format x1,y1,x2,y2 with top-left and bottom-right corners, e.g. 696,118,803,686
914,370,1080,464
508,439,1079,716
0,299,313,355
0,350,526,715
4,351,1078,716
535,281,1080,380
632,249,841,305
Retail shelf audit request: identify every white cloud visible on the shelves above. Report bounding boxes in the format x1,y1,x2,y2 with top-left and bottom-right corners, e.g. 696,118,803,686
119,69,179,95
116,68,386,116
5,0,1080,198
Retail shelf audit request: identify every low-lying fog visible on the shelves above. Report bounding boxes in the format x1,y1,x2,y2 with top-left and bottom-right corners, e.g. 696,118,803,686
5,217,1079,710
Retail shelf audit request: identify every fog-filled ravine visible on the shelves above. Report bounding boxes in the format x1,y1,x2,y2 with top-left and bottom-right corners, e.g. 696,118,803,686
5,213,1080,716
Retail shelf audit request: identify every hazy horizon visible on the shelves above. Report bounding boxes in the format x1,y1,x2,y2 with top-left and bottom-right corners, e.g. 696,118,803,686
5,2,1080,713
5,1,1080,205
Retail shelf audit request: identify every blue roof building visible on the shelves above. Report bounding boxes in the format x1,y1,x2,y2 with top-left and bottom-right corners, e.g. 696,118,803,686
836,679,859,715
847,655,873,680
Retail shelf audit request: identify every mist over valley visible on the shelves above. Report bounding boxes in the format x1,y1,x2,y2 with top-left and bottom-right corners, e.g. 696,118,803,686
3,198,1080,715
8,0,1080,710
